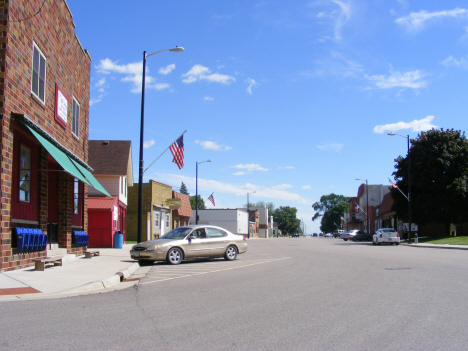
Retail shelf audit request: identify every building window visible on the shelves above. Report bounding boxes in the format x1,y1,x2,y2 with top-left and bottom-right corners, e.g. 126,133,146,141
31,43,46,103
154,212,159,228
166,213,170,228
71,178,84,227
19,145,31,203
72,98,80,137
73,178,79,214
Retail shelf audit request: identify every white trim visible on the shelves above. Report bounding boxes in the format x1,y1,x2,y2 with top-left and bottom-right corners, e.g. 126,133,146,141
72,96,80,138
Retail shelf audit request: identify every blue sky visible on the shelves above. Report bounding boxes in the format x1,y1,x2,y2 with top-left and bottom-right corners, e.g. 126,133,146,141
68,0,468,233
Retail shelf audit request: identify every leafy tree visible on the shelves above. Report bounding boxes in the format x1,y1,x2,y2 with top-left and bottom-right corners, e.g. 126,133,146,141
391,128,468,230
271,206,301,235
312,194,350,221
320,203,349,233
189,195,205,210
180,182,189,195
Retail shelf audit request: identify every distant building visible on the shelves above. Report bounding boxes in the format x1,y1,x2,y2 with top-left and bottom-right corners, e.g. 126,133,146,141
171,191,193,228
189,209,248,237
87,140,133,247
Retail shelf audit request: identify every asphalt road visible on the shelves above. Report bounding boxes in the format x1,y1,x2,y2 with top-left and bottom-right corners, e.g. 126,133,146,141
2,237,468,351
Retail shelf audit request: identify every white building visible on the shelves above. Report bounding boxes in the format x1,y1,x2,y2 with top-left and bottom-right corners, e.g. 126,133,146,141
190,209,248,237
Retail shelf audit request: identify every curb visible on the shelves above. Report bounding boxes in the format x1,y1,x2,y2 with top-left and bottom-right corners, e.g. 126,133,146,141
403,243,468,250
55,262,140,295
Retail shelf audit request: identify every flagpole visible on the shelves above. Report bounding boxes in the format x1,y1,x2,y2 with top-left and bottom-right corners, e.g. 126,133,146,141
143,130,187,174
388,178,408,200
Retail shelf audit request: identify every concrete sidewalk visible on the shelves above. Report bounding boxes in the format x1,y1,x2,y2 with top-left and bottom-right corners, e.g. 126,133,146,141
403,242,468,250
0,244,142,301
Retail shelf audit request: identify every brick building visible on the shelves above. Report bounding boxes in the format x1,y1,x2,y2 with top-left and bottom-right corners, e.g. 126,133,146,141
127,180,173,241
171,191,192,228
0,0,109,271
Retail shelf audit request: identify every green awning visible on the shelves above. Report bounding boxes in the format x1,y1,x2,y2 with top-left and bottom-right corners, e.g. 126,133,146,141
26,125,112,198
69,158,112,198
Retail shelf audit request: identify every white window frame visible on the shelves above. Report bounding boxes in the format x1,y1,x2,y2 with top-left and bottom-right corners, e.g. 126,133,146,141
72,97,80,137
31,42,46,104
165,213,170,228
154,212,160,228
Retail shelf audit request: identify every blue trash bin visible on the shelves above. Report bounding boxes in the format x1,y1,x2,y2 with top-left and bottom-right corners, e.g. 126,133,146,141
113,231,123,249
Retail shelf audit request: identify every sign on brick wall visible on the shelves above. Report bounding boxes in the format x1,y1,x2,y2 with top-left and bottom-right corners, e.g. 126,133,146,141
55,84,68,129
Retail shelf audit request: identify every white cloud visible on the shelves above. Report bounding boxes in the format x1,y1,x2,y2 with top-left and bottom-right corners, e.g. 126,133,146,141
95,58,171,93
195,140,232,151
332,0,352,41
96,78,106,88
301,185,311,190
284,166,295,169
395,8,468,32
233,171,248,176
441,56,468,69
204,96,214,101
272,184,294,190
231,164,269,172
305,51,364,79
373,115,437,134
246,78,259,94
156,173,310,205
182,64,236,85
366,70,427,89
316,143,343,152
159,64,175,75
143,140,155,149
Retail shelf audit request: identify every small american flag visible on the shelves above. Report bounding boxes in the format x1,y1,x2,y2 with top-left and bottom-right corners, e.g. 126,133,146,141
170,135,184,169
208,193,215,206
340,216,344,221
389,179,398,189
355,203,360,212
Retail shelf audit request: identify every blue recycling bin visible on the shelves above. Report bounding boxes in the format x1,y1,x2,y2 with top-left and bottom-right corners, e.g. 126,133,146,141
113,231,123,249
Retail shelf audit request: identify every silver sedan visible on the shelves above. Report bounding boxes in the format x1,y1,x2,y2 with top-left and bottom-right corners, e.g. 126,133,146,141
130,225,248,265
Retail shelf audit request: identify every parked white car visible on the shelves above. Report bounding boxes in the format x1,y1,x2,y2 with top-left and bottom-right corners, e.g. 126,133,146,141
373,228,400,245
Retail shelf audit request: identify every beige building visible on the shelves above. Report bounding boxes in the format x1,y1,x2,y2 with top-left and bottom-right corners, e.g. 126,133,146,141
127,180,173,241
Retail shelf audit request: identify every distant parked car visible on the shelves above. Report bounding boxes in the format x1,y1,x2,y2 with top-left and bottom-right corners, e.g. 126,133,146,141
340,230,364,241
319,233,324,236
333,229,345,238
313,233,318,237
352,232,372,241
373,228,400,245
324,233,333,237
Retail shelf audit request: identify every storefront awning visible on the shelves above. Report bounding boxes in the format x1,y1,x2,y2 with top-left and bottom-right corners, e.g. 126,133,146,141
25,125,112,198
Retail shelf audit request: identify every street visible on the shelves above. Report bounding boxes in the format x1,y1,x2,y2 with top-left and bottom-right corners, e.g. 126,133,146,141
2,238,467,351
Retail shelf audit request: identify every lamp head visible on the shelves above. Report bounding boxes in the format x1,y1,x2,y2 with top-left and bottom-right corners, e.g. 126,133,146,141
387,132,395,136
169,46,185,52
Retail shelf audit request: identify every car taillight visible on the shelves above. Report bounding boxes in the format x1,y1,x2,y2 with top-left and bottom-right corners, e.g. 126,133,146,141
243,237,246,241
397,233,400,237
379,234,382,238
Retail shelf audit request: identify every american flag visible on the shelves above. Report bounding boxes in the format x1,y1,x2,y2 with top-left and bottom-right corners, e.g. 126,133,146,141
170,135,184,169
389,179,398,189
355,203,360,212
340,216,344,221
208,193,215,206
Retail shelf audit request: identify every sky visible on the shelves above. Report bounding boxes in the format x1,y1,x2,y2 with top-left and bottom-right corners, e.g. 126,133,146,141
67,0,468,234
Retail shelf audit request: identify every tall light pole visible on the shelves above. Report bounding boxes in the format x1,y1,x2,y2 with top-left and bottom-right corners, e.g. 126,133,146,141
137,46,184,244
388,132,411,243
355,179,369,234
247,191,256,239
195,159,212,224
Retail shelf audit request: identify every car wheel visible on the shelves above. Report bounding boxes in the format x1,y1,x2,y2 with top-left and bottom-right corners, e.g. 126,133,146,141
167,248,183,265
224,245,238,261
395,242,400,246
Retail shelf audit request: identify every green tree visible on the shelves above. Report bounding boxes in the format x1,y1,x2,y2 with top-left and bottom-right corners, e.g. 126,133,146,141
271,206,300,236
312,194,350,221
391,128,468,231
320,203,348,233
190,195,205,210
180,182,189,195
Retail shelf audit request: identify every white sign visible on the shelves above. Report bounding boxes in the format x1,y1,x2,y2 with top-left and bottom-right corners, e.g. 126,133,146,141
57,90,67,122
356,213,365,220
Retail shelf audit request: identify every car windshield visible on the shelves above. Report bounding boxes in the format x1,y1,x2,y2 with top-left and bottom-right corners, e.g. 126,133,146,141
161,227,193,240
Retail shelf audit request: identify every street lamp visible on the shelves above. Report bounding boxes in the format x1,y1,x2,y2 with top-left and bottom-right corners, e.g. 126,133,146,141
388,132,412,243
195,159,212,224
355,179,369,234
247,191,256,239
137,46,184,244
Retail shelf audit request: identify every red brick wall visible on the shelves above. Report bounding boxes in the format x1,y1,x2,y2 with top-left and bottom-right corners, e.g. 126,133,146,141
0,0,90,271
